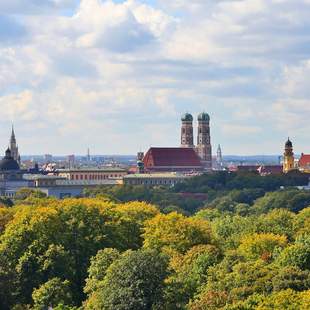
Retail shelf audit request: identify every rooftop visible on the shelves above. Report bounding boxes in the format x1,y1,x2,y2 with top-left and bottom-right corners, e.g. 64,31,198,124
55,179,121,186
124,173,188,179
143,147,202,168
299,154,310,167
57,167,127,173
23,174,65,181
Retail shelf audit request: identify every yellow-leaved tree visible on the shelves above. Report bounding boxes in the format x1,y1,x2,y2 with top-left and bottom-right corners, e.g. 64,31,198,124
238,233,287,261
143,212,212,254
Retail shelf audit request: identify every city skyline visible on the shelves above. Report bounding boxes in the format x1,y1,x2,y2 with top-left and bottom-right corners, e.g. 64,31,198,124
1,0,310,155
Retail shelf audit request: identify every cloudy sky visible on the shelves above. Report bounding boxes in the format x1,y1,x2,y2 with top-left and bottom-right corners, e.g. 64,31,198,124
0,0,310,155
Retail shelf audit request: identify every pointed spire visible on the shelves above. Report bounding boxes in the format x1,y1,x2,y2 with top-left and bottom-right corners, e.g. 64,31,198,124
10,123,16,144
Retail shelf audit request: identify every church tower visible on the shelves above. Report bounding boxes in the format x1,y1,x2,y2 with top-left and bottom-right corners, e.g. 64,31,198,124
283,138,294,173
216,144,223,169
9,125,20,165
196,112,212,170
181,113,194,148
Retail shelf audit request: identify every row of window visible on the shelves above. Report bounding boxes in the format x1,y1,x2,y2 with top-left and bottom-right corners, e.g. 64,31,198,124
182,129,210,134
128,179,180,185
71,174,123,180
36,181,55,187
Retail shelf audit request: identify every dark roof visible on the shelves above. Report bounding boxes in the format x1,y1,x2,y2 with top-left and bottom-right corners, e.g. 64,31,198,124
198,112,210,122
0,148,20,171
181,113,193,122
299,154,310,167
143,147,202,168
285,138,293,148
237,165,283,175
258,165,283,175
237,165,260,172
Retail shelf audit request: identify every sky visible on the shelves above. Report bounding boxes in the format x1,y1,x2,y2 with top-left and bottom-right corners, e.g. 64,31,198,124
0,0,310,155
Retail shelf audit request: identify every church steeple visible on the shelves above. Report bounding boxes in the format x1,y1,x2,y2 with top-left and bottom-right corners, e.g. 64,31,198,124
216,144,223,168
196,112,212,170
10,124,16,144
181,113,194,148
283,137,294,173
9,124,20,165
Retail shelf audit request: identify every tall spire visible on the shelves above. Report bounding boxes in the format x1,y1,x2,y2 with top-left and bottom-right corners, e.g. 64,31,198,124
216,144,223,168
9,123,20,165
10,123,16,144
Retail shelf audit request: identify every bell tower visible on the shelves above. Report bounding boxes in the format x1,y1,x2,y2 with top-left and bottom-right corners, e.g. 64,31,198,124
283,138,294,173
196,112,212,170
181,113,194,148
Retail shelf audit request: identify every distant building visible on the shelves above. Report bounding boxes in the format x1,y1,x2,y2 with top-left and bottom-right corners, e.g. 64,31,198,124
87,148,91,162
123,173,188,187
236,165,261,173
257,165,283,176
0,148,29,197
143,147,204,173
67,155,75,168
277,138,310,174
137,152,144,161
44,154,53,163
180,113,212,170
235,164,283,175
196,112,212,170
299,153,310,173
283,138,295,173
57,168,127,180
181,113,194,148
216,144,223,169
24,174,121,199
9,125,21,165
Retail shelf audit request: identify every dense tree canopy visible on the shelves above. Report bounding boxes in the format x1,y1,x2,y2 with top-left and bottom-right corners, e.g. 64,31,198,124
84,249,168,310
0,175,309,309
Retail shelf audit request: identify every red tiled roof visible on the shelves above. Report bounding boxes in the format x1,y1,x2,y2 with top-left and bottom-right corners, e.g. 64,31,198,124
143,147,202,168
299,154,310,167
258,165,283,175
128,166,138,174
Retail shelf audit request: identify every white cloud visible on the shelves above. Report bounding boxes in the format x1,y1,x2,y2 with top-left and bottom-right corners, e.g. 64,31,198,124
1,0,310,154
279,60,310,98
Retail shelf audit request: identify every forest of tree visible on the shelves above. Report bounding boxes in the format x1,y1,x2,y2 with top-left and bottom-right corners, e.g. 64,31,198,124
0,171,309,309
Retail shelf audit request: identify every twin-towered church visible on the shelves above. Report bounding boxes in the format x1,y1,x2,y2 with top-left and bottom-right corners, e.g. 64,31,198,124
180,112,212,170
141,113,213,173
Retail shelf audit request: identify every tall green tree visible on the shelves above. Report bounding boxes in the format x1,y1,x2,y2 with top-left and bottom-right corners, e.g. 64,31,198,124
85,249,169,310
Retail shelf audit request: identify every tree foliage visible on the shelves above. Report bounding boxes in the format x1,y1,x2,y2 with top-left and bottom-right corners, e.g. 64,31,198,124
143,212,212,253
32,278,73,310
0,182,309,310
84,249,168,310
